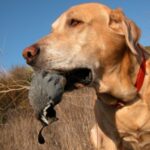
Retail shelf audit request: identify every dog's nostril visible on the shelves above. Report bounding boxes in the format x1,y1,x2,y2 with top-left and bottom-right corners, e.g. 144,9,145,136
22,45,40,62
27,51,32,58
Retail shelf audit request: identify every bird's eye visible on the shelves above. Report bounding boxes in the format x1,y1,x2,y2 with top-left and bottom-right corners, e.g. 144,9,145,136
68,19,84,27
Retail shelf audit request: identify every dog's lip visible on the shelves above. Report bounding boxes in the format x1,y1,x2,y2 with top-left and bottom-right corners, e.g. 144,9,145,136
34,67,94,86
54,68,94,90
51,68,93,75
34,67,94,84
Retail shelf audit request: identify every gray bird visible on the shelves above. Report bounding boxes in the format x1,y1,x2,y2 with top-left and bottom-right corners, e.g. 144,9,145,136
28,70,66,144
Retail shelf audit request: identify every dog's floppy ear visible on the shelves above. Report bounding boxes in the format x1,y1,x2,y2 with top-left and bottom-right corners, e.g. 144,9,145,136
109,8,141,55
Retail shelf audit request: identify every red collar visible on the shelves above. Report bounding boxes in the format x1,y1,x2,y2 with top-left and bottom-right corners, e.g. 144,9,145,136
134,49,146,92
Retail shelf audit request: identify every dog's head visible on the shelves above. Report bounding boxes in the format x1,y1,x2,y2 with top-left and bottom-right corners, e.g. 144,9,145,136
23,3,141,97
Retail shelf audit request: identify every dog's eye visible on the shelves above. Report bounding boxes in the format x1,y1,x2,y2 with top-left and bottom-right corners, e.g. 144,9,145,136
68,19,83,27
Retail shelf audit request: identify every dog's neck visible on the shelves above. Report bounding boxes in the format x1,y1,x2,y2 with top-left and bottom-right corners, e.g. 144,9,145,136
96,45,146,104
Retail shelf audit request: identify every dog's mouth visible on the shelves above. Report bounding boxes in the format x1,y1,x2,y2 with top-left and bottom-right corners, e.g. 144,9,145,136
61,68,93,90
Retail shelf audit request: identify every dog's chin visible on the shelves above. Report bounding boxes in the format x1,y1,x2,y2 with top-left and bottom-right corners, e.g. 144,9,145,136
57,68,93,91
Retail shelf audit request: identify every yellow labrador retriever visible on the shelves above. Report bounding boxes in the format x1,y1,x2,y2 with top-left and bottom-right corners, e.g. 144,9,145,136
23,3,150,150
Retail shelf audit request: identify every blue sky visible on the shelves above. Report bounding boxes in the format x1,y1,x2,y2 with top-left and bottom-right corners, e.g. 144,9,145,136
0,0,150,70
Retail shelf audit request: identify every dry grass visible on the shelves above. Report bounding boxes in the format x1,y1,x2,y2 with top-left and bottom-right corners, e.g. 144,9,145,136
146,46,150,51
0,67,32,109
0,67,96,150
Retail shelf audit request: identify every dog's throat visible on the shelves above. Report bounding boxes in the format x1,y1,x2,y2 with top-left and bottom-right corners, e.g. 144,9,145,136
97,93,138,108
